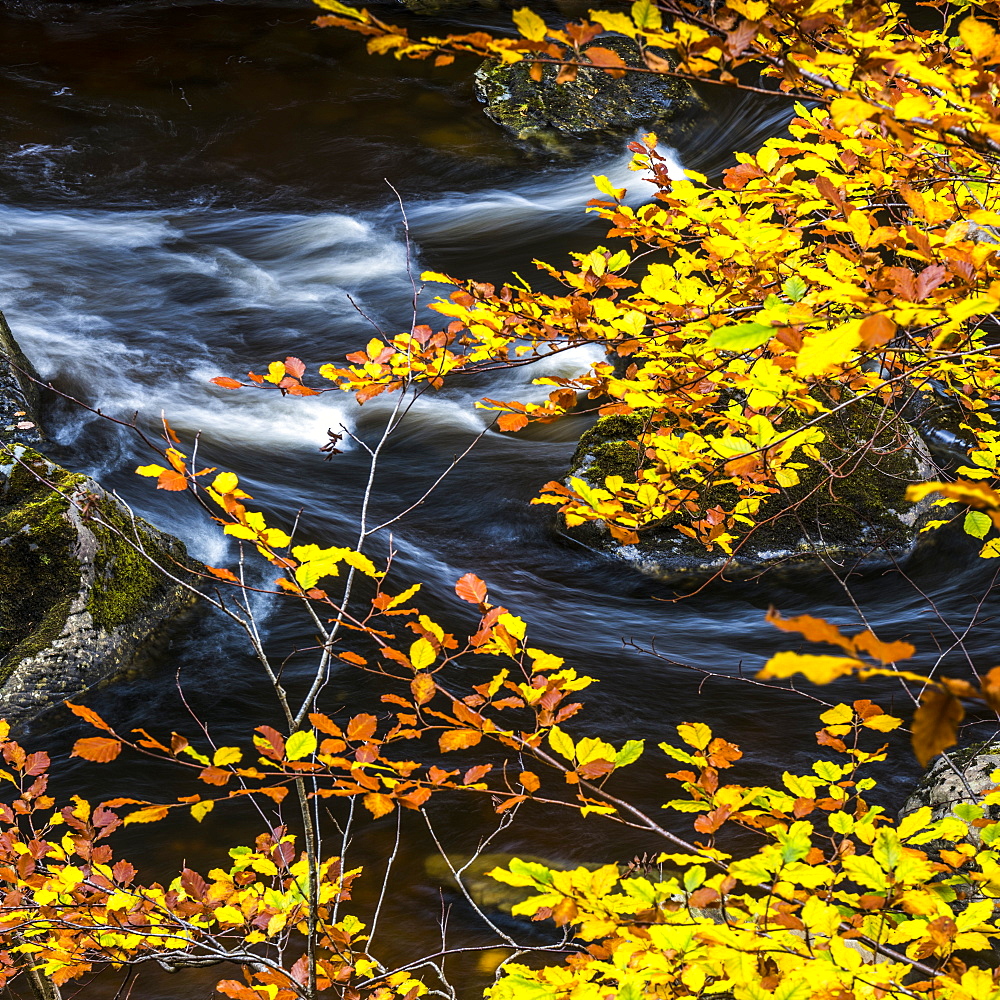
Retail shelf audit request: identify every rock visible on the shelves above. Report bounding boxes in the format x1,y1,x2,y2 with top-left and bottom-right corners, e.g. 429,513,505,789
0,311,44,448
900,741,1000,844
0,313,201,722
560,398,938,582
899,742,1000,959
473,35,701,141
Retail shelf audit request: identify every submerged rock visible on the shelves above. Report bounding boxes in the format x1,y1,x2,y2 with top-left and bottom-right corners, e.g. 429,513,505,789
561,400,938,582
473,36,701,141
0,313,200,721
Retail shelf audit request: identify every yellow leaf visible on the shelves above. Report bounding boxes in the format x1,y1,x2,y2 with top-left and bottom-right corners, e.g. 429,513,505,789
960,16,999,61
191,799,214,822
410,637,436,672
213,746,242,766
548,725,575,760
512,6,547,40
136,464,167,477
677,722,712,751
830,97,878,130
758,651,865,684
795,320,863,377
212,472,239,494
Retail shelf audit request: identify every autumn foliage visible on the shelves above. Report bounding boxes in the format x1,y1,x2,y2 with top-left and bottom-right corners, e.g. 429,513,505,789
8,0,1000,997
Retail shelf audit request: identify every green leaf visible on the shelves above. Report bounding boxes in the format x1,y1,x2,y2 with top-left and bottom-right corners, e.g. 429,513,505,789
783,275,807,301
615,739,644,767
630,0,662,30
683,865,706,891
285,730,317,761
964,509,991,538
707,321,776,353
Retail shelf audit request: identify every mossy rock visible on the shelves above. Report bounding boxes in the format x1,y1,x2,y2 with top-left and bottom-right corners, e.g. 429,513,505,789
473,35,702,141
0,443,201,722
561,398,938,582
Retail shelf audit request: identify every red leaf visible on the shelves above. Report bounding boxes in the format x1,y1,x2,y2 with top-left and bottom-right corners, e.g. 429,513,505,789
211,377,244,389
455,573,488,605
23,752,49,776
284,356,306,378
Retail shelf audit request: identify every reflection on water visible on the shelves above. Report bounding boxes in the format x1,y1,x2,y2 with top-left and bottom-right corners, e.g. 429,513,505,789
2,1,998,995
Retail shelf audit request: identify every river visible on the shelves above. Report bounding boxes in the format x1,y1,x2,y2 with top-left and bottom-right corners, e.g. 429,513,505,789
2,2,998,996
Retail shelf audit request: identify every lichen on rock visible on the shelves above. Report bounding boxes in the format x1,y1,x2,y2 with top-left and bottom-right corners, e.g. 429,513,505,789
473,35,702,141
560,396,938,582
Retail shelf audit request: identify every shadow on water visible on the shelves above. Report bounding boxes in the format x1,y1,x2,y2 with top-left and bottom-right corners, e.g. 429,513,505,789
1,1,993,994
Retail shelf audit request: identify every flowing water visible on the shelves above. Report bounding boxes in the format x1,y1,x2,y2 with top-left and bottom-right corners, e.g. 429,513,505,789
2,2,999,995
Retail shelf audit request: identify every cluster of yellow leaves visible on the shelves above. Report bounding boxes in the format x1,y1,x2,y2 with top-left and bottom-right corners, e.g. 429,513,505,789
253,0,1000,556
488,711,1000,1000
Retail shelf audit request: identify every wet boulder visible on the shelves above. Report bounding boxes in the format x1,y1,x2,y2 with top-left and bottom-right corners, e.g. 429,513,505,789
0,313,200,722
473,35,702,140
899,742,1000,959
561,400,938,583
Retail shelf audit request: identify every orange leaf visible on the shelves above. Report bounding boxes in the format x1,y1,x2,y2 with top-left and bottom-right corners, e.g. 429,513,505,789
363,792,395,818
439,729,482,752
199,766,232,786
463,764,492,784
519,770,540,792
71,737,122,763
124,804,170,825
851,629,915,665
912,688,964,766
455,573,488,605
211,377,244,389
157,469,188,491
411,673,435,706
498,413,530,432
309,713,343,737
347,714,378,741
206,565,239,583
859,313,897,348
337,650,368,666
66,702,115,733
495,794,526,813
766,608,855,653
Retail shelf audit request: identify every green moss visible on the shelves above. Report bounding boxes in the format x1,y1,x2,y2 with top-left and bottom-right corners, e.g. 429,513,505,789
86,497,184,632
564,394,928,565
0,446,85,678
474,36,700,136
572,412,648,485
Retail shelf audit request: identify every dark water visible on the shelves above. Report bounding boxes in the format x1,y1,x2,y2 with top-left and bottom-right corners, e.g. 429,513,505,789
2,2,999,996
